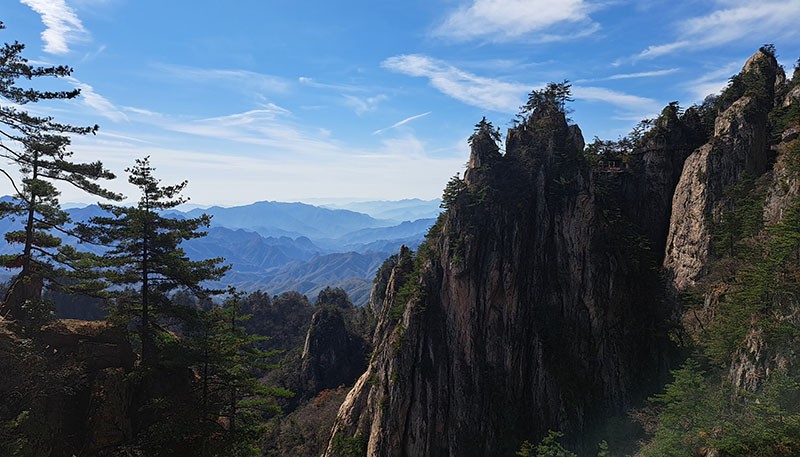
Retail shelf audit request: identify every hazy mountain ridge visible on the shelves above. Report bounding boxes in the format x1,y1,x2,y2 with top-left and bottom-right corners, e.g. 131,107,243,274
322,198,442,222
0,199,436,305
184,200,395,239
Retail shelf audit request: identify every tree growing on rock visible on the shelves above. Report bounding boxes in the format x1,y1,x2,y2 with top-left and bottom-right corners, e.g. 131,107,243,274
81,157,228,365
0,21,122,326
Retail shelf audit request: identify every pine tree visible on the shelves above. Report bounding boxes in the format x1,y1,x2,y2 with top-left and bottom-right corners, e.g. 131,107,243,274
82,157,228,365
0,21,122,324
190,287,292,456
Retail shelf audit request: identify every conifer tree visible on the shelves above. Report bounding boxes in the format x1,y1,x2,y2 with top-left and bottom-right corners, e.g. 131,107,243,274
190,287,292,456
0,21,122,323
83,157,228,365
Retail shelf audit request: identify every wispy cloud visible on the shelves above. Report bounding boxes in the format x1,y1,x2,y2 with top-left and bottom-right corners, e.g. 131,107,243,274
342,94,388,115
166,108,344,157
298,76,364,92
61,110,465,204
682,61,742,102
576,68,680,83
154,64,290,93
66,77,128,122
122,106,163,118
434,0,599,43
382,54,659,116
20,0,87,54
382,54,528,112
80,44,106,62
373,112,431,135
605,68,679,80
572,86,661,114
632,0,800,61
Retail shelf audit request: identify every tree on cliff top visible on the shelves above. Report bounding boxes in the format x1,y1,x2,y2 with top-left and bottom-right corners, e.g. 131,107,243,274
0,21,122,325
469,117,501,146
521,80,574,117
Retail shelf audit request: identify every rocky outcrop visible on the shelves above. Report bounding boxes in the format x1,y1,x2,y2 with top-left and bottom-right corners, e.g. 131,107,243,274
620,104,707,259
326,98,675,456
300,304,370,397
0,318,135,456
763,79,800,226
664,49,782,290
325,49,800,457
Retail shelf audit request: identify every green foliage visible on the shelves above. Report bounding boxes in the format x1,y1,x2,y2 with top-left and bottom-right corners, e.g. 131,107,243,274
706,197,800,363
80,157,229,365
316,286,353,309
0,22,121,325
712,46,775,117
710,176,766,259
596,440,610,457
188,288,293,456
643,360,800,456
0,411,32,456
330,432,367,457
521,81,574,117
517,431,577,457
441,173,467,210
645,195,800,455
391,242,435,320
469,116,501,146
770,100,800,142
642,359,717,456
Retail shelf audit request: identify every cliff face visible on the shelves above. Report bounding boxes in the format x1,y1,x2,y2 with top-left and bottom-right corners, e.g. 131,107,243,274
299,303,370,397
0,318,135,456
326,96,683,456
664,50,782,290
326,51,799,456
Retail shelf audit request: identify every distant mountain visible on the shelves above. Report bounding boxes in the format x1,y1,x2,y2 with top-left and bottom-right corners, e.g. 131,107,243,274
336,218,436,246
323,198,442,222
256,251,389,305
185,201,394,239
0,198,433,305
182,227,322,272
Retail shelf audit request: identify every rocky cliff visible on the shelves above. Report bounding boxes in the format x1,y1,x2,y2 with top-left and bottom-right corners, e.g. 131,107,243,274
326,50,799,456
325,85,686,456
299,288,371,397
0,318,135,456
664,49,781,290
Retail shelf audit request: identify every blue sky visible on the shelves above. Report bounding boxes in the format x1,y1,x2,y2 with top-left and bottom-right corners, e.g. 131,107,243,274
2,0,800,206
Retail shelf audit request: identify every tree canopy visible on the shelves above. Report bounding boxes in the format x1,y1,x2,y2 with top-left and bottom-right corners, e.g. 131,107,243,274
0,21,121,325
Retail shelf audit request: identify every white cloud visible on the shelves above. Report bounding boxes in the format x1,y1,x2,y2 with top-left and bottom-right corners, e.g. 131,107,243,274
298,77,363,92
682,61,742,102
634,1,800,60
51,112,465,205
635,41,692,61
122,106,163,118
373,112,432,135
576,68,680,83
66,77,128,122
342,94,388,115
20,0,87,54
572,86,661,114
155,64,289,94
166,108,344,157
383,54,659,116
382,54,528,112
434,0,598,42
605,68,680,80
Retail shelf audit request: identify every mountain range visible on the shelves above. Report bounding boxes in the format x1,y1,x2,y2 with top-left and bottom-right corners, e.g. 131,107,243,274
0,198,441,305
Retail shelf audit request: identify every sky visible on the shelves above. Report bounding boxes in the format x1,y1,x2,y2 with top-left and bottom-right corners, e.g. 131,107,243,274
2,0,800,206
